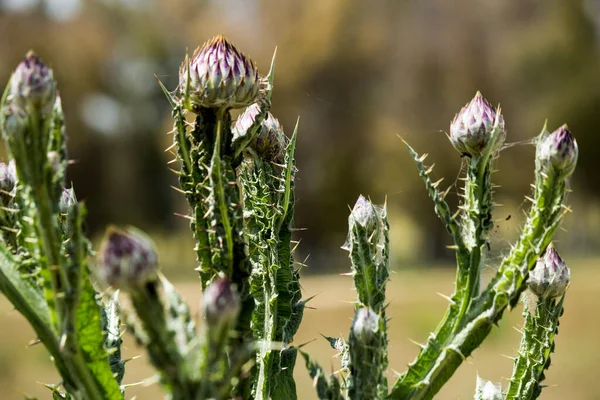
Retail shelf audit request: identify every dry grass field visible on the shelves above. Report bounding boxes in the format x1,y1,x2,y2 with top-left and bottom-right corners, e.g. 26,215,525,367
0,258,598,399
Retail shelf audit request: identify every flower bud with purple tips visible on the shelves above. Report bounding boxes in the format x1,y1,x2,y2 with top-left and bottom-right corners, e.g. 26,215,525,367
528,245,570,299
8,51,56,117
203,277,240,330
179,35,260,110
449,91,505,157
98,227,159,290
537,124,578,178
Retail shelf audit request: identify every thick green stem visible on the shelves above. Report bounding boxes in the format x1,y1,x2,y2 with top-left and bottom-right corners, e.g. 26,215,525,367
505,295,564,400
455,156,493,331
131,283,197,400
391,158,567,399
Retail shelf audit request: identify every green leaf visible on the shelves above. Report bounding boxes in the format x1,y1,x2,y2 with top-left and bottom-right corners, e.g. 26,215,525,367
0,243,52,329
70,205,123,400
300,350,342,400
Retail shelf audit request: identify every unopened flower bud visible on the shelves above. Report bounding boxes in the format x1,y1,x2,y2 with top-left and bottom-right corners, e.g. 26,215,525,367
98,227,158,290
352,307,379,341
0,161,16,194
234,104,287,162
528,245,570,299
59,188,77,214
179,35,260,110
475,376,503,400
450,92,505,157
349,195,380,231
203,277,240,329
537,124,578,178
8,51,56,117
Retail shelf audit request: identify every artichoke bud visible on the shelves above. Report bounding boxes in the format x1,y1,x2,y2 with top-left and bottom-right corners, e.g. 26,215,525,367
179,35,260,110
449,91,505,157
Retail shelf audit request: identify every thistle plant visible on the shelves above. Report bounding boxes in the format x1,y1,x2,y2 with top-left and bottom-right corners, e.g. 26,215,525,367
303,92,577,399
0,38,579,400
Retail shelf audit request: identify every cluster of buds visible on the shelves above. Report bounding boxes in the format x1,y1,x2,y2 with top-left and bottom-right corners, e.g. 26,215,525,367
537,124,578,178
179,35,260,110
528,245,570,299
449,91,506,157
97,227,159,291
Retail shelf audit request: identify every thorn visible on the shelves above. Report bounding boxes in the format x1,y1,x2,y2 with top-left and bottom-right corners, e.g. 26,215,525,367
408,338,426,349
436,292,455,304
173,213,194,221
167,158,179,165
170,185,186,194
164,142,177,152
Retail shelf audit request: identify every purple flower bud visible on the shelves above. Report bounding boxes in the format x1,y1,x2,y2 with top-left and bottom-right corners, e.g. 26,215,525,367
449,92,506,156
537,124,578,178
179,35,260,110
234,104,287,162
528,246,570,299
352,307,379,341
8,51,56,117
98,227,158,290
203,277,240,329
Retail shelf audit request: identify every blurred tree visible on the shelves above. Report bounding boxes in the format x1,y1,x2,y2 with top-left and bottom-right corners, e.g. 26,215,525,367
0,0,598,272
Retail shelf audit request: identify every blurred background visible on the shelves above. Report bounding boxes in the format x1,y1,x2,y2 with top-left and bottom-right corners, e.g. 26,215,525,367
0,0,599,399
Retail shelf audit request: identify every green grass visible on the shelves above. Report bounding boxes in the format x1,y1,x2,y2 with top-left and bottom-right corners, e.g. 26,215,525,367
1,258,597,399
